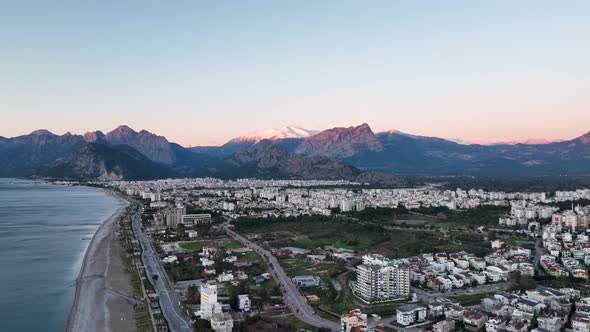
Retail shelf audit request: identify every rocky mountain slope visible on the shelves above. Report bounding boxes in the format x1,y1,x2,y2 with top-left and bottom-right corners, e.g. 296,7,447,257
4,124,589,181
99,125,176,164
0,126,392,182
37,143,175,180
229,140,362,180
192,124,590,176
295,123,383,158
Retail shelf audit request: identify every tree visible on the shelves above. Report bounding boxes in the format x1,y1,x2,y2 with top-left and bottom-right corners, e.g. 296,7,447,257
509,271,537,291
228,282,249,310
186,285,200,304
487,230,497,241
194,319,211,331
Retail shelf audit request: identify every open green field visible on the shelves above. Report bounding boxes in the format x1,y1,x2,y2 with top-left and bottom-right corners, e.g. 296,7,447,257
236,218,389,251
431,205,510,228
281,258,345,278
178,236,245,252
178,241,200,252
263,313,317,331
234,217,491,258
344,207,438,226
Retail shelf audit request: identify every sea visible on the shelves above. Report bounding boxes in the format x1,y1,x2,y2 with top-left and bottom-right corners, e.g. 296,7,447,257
0,178,124,332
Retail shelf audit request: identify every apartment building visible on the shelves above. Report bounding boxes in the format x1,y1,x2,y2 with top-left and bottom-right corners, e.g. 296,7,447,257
355,254,410,304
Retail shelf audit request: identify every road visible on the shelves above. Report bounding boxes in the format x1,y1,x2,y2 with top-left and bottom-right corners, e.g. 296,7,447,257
224,225,340,331
131,204,193,332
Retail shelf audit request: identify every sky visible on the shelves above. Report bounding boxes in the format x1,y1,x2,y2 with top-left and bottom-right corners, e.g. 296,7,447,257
1,1,589,146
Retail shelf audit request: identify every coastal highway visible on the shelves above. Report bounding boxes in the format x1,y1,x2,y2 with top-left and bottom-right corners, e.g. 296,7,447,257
224,225,340,331
131,204,193,332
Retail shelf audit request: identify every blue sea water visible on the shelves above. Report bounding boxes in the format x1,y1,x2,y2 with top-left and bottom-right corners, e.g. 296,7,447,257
0,178,123,332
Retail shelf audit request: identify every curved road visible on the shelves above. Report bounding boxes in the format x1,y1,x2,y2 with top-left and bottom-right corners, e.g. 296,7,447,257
132,204,193,332
225,226,340,331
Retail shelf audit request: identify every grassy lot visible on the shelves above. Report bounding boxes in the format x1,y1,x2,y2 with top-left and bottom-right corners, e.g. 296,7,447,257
432,205,510,228
178,241,200,252
234,218,409,254
130,272,143,297
240,251,264,264
280,258,317,275
234,217,491,258
502,237,518,247
448,292,495,306
280,258,344,277
179,236,245,252
264,313,318,331
199,236,238,248
234,217,389,250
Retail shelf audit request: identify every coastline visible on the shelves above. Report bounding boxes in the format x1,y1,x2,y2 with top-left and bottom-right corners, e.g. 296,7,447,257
66,188,135,332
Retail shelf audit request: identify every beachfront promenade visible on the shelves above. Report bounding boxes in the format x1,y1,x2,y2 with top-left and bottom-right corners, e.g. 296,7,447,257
224,225,341,331
132,204,193,332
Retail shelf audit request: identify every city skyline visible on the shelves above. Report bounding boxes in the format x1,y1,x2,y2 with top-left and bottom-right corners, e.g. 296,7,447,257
2,1,590,145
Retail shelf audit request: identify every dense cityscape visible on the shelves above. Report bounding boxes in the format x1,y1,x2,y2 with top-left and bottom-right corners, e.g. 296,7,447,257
62,177,590,331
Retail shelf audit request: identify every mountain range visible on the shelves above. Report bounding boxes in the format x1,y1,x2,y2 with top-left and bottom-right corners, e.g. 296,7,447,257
193,123,590,176
1,123,589,182
0,125,399,184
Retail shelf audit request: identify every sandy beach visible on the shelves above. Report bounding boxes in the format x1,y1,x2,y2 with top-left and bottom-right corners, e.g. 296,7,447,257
66,191,137,332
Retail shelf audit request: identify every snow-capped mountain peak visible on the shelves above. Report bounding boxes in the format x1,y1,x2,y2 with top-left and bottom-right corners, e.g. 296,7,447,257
230,126,318,143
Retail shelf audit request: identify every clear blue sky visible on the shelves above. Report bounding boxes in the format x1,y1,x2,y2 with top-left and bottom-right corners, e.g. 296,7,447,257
1,1,589,145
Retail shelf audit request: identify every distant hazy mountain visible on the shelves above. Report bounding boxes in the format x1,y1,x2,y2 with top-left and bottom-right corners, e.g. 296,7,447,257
191,124,590,176
4,124,590,180
488,138,563,145
344,128,590,175
0,125,389,182
191,126,318,157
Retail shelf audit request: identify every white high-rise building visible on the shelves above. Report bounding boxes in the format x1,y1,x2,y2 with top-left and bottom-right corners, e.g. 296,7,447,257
199,281,234,332
200,281,221,319
165,205,186,227
355,254,410,304
340,199,354,212
149,192,161,202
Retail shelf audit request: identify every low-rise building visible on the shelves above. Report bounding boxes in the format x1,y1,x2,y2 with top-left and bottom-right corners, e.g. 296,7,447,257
341,309,368,332
572,315,590,332
462,310,488,331
292,275,321,287
396,304,426,326
210,312,233,332
182,213,212,226
238,294,250,312
432,319,455,332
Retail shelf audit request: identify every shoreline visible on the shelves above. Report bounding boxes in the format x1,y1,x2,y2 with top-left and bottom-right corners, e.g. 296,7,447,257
66,188,134,332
